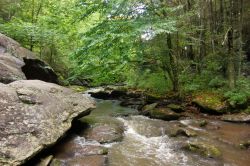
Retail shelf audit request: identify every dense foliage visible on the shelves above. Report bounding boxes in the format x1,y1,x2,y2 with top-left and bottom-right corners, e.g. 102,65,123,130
0,0,249,107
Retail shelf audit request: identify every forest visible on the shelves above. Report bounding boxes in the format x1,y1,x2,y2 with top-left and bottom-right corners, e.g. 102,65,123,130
1,0,250,102
0,0,250,166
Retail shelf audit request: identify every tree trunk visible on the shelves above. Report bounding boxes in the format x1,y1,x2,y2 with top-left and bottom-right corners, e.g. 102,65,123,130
227,28,236,89
167,33,179,92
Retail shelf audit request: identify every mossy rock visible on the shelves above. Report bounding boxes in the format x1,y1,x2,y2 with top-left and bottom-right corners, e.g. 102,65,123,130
68,85,87,92
193,92,228,114
37,155,53,166
149,108,182,121
50,159,63,166
170,128,197,137
199,120,208,127
183,142,221,158
142,103,158,113
239,140,250,149
167,104,184,113
244,107,250,114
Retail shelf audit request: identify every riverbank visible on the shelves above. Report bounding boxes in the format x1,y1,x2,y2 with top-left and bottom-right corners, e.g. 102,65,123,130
85,85,250,122
32,98,250,166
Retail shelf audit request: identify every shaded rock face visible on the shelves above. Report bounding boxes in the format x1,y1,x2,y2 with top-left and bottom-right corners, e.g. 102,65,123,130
0,33,58,84
0,80,95,166
22,58,58,84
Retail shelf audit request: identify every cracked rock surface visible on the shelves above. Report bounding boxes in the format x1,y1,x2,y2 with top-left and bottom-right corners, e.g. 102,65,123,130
0,80,95,166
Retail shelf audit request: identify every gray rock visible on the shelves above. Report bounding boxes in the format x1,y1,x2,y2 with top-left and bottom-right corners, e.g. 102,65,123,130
222,113,250,123
0,80,95,165
51,155,107,166
0,53,26,83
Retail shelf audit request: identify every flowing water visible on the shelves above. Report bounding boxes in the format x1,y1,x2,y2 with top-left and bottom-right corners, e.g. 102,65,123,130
53,99,250,166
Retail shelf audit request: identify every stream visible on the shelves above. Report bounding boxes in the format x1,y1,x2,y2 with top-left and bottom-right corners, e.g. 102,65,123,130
50,99,250,166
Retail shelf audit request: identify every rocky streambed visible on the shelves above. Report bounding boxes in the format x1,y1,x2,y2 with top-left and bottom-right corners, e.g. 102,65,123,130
27,95,250,166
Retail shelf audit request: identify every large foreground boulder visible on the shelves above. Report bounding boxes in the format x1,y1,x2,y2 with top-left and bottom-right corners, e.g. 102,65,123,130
0,80,95,165
0,33,58,84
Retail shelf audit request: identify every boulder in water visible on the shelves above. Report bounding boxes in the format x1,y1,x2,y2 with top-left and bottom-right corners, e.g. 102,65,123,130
0,80,95,165
193,92,228,114
239,140,250,149
170,128,197,137
82,124,124,144
222,113,250,123
149,108,183,121
182,142,221,158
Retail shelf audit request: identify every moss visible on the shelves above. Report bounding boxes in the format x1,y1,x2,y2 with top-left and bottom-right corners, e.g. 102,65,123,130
68,85,87,93
167,104,184,112
101,148,109,155
199,120,208,127
184,142,221,158
239,140,250,149
50,159,63,166
243,107,250,114
193,92,228,113
149,108,181,121
79,117,99,126
170,128,197,137
142,103,158,112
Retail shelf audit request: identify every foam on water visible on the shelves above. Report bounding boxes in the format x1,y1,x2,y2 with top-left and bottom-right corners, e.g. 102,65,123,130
116,116,189,166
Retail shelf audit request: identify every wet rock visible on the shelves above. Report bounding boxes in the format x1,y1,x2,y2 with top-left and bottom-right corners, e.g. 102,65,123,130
0,80,95,166
222,113,250,123
83,124,124,144
239,140,250,149
111,111,139,117
149,108,183,121
167,104,184,113
183,142,221,158
193,92,228,114
120,98,145,109
36,155,53,166
54,136,108,159
141,103,158,115
68,85,87,93
199,120,208,127
51,155,107,166
170,128,197,137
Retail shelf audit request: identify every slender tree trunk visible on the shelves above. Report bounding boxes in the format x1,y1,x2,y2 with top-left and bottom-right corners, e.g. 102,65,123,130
237,0,243,76
167,33,179,92
198,1,206,74
29,0,35,51
227,28,236,89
